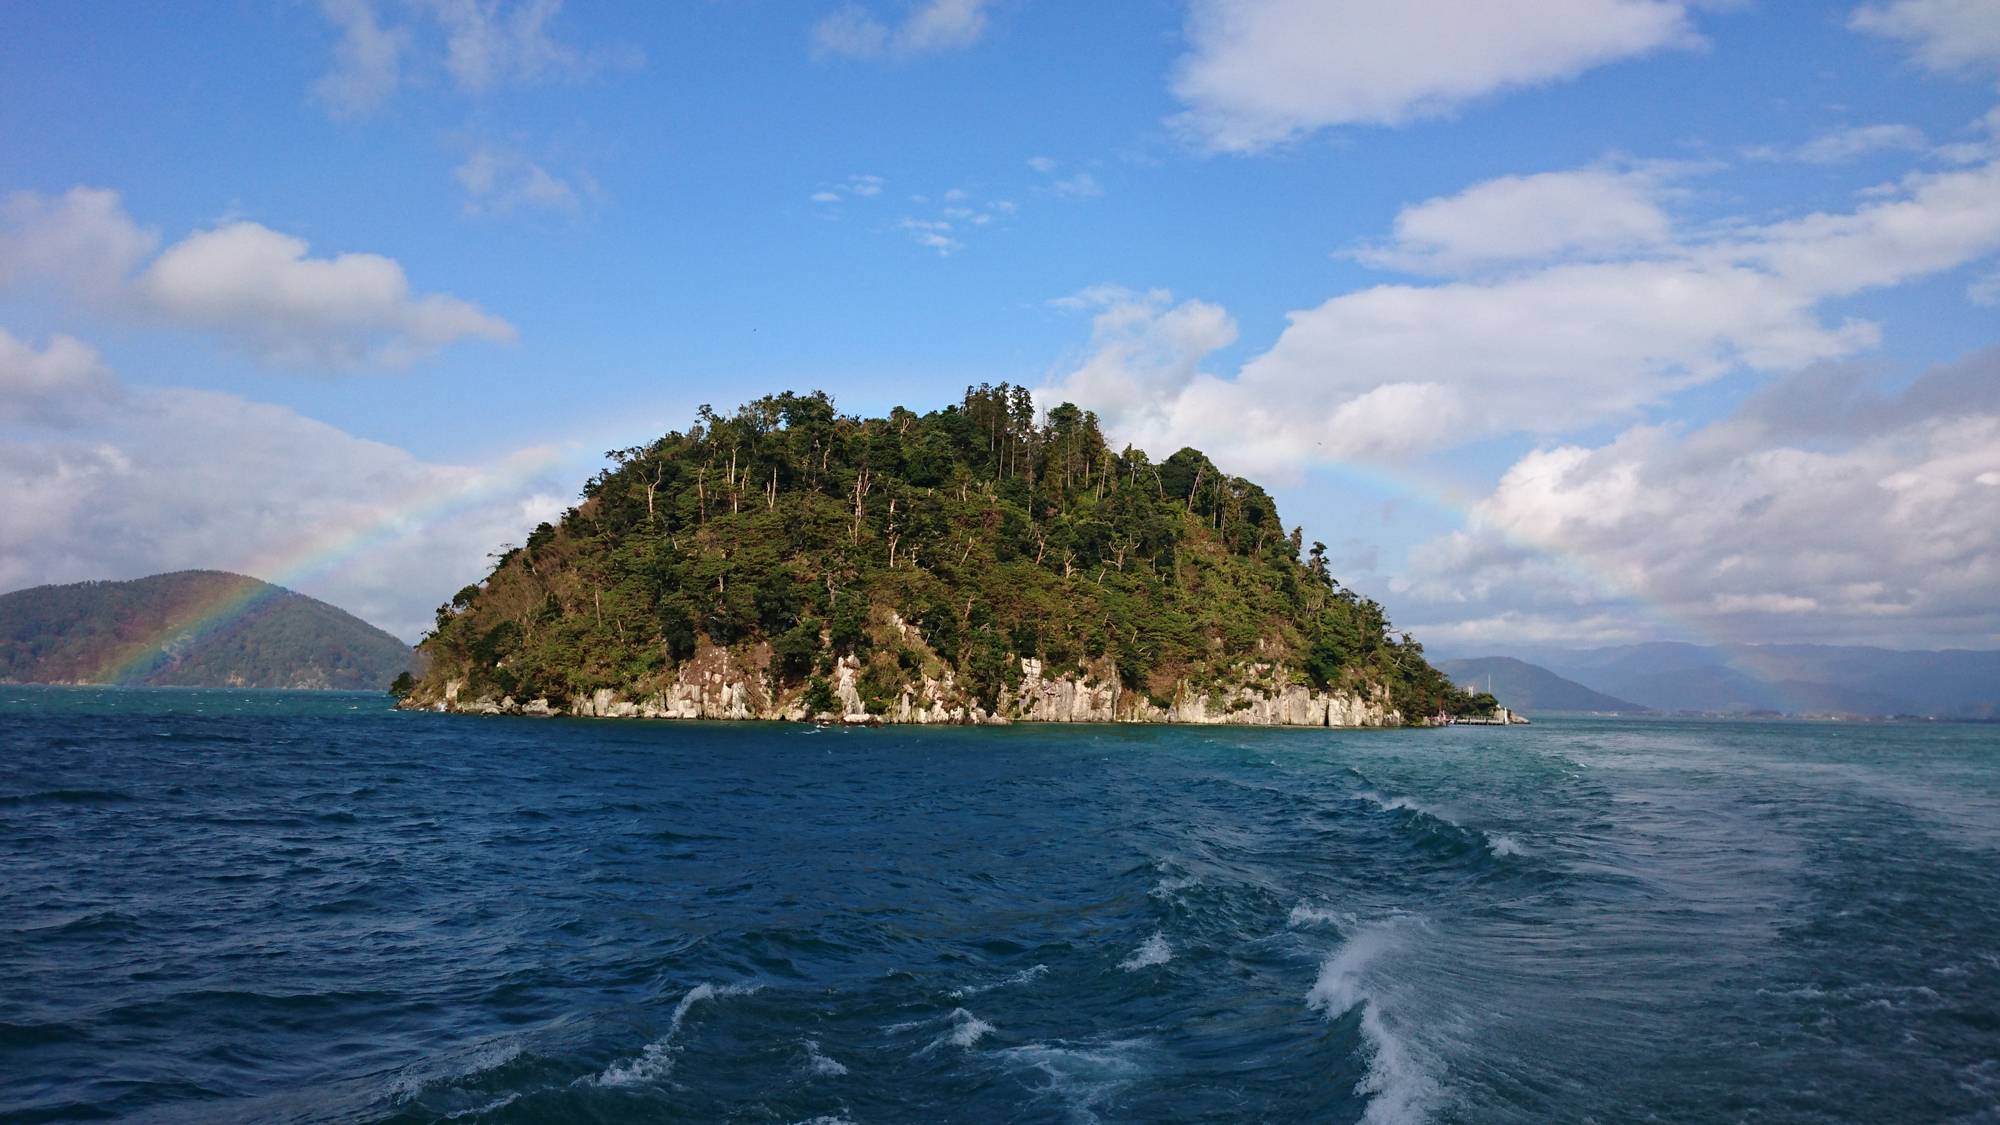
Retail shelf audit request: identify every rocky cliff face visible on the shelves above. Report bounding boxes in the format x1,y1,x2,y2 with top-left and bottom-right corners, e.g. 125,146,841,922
418,637,1404,728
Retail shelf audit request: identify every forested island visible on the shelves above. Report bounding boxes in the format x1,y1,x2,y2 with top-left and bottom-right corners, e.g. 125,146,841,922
403,389,1498,726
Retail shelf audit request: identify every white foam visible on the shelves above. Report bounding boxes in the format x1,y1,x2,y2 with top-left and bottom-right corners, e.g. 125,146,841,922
386,1037,522,1103
1306,923,1443,1125
801,1038,849,1077
918,1008,994,1056
1356,790,1459,827
1287,904,1356,930
998,1037,1151,1123
949,963,1048,998
1149,857,1201,900
594,982,760,1087
1485,834,1526,857
443,1092,522,1120
1119,932,1172,971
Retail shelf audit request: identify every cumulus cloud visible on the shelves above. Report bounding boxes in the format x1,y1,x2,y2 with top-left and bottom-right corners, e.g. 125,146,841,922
1850,0,2000,74
313,0,640,116
454,144,589,214
1396,349,2000,647
134,223,517,367
1171,0,1702,152
1040,154,2000,476
0,330,123,428
812,0,992,59
1350,167,1674,274
0,379,566,641
0,187,158,301
0,188,515,369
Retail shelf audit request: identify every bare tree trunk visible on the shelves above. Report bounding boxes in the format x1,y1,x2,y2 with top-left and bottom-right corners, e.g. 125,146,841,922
645,461,664,524
851,468,871,544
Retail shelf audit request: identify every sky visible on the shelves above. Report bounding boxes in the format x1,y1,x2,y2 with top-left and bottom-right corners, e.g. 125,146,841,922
2,0,1998,651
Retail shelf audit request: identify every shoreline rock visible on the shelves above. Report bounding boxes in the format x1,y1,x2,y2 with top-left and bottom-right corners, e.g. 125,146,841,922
413,652,1408,728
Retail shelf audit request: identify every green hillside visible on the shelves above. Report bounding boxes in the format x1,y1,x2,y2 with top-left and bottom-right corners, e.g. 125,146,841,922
409,388,1485,725
0,571,414,690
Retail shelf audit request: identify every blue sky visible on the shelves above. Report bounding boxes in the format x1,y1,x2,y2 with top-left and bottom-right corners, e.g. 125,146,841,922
3,0,1998,648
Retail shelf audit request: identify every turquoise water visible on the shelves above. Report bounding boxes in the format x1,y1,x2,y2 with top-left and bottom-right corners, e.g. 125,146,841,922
2,687,1997,1122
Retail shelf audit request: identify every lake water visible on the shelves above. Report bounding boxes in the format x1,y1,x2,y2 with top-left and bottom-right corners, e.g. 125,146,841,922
3,687,1997,1123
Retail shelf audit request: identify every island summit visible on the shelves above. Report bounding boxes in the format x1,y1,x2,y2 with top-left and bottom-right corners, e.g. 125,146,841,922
401,389,1502,726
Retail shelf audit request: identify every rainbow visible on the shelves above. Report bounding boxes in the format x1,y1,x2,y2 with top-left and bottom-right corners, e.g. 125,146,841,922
90,444,566,685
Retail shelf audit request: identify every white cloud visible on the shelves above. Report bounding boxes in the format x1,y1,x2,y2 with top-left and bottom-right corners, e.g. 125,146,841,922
0,330,122,428
1851,0,2000,74
0,378,565,642
434,0,584,90
1026,157,1103,200
312,0,639,116
899,217,963,255
1971,269,2000,305
313,0,412,116
454,144,587,214
1171,0,1702,152
1351,167,1674,274
1035,286,1241,450
1,188,514,370
812,0,992,59
1744,122,1929,164
1040,154,2000,476
1397,350,2000,647
1049,172,1104,198
135,223,517,367
0,186,158,301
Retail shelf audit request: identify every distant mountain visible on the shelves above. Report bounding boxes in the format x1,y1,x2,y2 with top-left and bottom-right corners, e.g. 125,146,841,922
1446,642,2000,719
1438,657,1647,714
0,571,413,690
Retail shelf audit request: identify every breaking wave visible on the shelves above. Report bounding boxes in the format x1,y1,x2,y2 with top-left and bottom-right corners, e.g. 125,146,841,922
593,982,760,1087
800,1038,848,1077
1306,922,1443,1125
1357,789,1526,863
917,1008,994,1057
1119,932,1173,971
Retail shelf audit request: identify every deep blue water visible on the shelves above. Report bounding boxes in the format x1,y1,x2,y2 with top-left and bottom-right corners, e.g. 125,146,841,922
2,688,1998,1124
